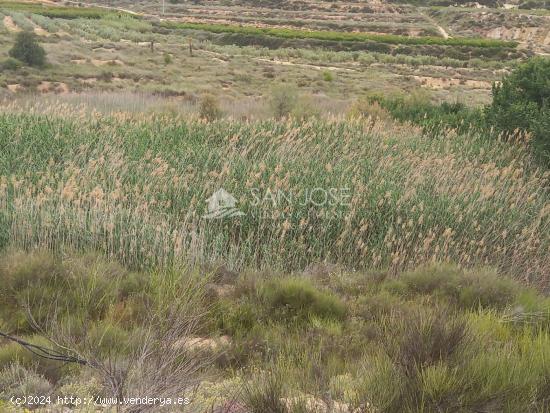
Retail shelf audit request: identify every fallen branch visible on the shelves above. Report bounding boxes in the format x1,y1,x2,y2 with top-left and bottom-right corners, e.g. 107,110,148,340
0,331,88,365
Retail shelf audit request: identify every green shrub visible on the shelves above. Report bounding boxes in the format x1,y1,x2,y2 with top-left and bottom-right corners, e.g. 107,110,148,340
86,321,137,357
397,264,462,294
370,94,484,136
485,57,550,166
98,70,113,82
9,31,46,67
385,264,520,310
458,269,519,310
261,277,347,323
461,345,539,411
322,70,333,82
0,57,22,71
355,291,405,322
212,299,258,336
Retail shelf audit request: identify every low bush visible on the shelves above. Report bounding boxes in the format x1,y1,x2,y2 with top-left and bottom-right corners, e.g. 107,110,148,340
322,70,333,82
458,268,519,310
1,249,550,411
260,277,347,323
212,299,258,336
369,93,484,136
0,57,21,71
385,264,521,310
347,99,391,121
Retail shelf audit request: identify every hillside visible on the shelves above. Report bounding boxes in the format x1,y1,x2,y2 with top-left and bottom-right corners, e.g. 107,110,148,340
0,0,542,107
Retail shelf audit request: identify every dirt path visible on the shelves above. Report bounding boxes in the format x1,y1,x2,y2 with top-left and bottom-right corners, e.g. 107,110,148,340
200,49,357,72
34,25,50,36
254,58,357,72
420,10,451,39
50,0,141,16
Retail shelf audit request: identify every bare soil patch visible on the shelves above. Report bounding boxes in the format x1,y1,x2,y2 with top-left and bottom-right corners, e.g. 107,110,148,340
7,84,24,93
34,26,50,37
3,16,21,32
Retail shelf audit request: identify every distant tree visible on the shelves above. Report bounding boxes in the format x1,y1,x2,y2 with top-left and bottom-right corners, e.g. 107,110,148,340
269,84,297,119
199,94,223,121
9,31,46,67
485,57,550,166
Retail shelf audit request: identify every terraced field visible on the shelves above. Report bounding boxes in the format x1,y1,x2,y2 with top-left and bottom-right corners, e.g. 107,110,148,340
0,0,538,109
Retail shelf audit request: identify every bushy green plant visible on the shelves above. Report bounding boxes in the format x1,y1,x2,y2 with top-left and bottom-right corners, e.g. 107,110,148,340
458,269,519,310
485,57,550,166
0,57,22,71
9,31,46,67
370,93,484,136
212,299,258,336
322,70,333,82
261,277,347,323
385,264,521,310
29,13,59,33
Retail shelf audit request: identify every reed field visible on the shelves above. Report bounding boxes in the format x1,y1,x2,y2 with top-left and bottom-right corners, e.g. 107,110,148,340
0,106,548,283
